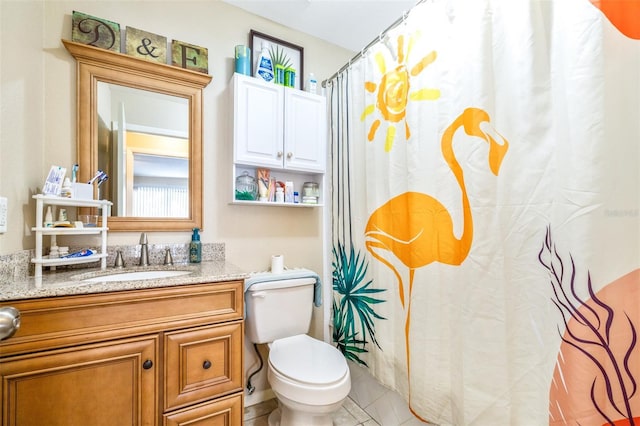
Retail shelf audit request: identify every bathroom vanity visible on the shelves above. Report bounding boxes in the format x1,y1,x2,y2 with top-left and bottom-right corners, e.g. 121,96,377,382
0,264,246,425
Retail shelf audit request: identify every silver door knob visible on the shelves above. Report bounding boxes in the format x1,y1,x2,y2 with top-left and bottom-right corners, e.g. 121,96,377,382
287,152,293,159
0,306,20,341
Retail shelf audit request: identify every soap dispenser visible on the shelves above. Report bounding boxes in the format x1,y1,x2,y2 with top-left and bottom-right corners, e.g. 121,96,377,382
189,228,202,263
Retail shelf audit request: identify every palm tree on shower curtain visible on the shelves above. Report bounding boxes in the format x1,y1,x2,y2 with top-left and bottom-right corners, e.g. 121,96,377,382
332,241,387,366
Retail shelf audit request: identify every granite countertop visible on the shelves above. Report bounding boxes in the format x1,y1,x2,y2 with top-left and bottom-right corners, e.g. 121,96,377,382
0,261,249,302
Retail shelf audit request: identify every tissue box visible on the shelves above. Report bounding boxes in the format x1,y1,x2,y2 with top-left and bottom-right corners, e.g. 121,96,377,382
72,183,94,200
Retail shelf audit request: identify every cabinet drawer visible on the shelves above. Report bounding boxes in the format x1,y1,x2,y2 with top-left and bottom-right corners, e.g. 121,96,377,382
1,281,243,357
163,393,242,426
165,322,243,410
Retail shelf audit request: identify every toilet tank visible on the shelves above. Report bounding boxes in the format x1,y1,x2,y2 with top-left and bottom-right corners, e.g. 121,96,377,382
245,277,316,344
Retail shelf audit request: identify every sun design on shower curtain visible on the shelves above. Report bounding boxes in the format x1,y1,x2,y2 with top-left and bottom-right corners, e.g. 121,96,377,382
539,227,640,425
360,34,440,152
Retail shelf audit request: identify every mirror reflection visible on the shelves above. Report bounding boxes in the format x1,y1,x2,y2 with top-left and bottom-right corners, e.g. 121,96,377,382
97,83,190,218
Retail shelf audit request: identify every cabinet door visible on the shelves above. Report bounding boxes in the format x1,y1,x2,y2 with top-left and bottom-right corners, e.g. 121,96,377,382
233,74,284,168
163,394,242,426
284,89,326,173
164,322,243,411
0,336,158,426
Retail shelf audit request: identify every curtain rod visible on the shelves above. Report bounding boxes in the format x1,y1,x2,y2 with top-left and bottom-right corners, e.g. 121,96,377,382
322,0,427,87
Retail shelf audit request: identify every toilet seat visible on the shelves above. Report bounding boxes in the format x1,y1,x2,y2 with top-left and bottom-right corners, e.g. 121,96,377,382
268,334,351,406
270,334,348,384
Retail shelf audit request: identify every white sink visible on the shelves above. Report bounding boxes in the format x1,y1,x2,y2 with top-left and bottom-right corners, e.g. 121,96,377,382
83,270,193,283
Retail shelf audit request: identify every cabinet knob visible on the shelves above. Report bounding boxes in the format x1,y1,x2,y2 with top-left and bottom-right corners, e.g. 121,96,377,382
277,151,283,158
142,359,153,370
287,152,293,159
203,360,212,370
0,306,20,341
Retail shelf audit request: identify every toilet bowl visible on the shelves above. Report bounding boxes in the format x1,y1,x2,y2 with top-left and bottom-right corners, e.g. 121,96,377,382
267,334,351,426
244,273,352,426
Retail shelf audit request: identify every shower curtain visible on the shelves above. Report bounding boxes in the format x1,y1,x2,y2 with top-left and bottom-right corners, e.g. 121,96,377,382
328,0,640,424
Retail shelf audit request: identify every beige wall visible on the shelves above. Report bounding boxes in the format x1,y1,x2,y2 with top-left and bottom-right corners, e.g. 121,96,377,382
0,1,353,280
0,1,355,404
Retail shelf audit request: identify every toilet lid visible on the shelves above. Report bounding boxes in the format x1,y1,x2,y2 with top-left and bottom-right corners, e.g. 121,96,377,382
269,334,348,385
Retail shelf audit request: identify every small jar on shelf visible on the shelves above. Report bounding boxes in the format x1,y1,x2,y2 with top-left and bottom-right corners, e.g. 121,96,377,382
302,182,320,204
235,171,258,201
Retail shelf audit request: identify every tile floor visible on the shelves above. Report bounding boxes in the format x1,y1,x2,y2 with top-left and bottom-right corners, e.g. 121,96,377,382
243,361,429,426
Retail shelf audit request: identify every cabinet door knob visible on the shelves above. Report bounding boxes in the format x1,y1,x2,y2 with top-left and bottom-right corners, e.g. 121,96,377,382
0,306,20,341
143,359,153,370
277,151,283,158
203,360,212,369
287,152,293,159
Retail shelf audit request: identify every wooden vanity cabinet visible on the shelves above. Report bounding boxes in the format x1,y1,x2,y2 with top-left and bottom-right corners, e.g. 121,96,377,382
0,336,158,425
0,281,244,426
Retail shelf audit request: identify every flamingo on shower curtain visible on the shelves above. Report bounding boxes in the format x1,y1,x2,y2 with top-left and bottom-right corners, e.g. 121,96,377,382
364,107,509,419
328,0,640,423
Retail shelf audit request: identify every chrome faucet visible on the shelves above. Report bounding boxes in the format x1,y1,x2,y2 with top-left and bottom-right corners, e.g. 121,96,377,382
139,233,149,266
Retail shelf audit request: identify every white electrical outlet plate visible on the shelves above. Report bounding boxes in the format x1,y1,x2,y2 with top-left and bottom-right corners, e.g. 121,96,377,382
0,197,6,233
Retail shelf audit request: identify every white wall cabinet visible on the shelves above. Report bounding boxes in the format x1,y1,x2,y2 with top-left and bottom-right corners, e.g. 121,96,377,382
231,73,327,207
283,88,327,172
233,74,284,170
31,195,112,278
232,73,326,173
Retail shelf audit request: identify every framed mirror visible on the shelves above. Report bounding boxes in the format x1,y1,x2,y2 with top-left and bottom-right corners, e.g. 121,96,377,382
63,39,212,231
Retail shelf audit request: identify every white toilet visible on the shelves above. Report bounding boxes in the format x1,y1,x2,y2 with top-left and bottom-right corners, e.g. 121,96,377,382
245,276,351,426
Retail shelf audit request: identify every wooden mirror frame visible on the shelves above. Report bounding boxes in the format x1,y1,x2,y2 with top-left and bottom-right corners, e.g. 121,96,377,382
63,39,212,232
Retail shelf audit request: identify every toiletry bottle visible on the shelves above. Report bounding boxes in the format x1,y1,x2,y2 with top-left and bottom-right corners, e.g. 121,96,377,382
284,181,294,203
44,206,53,228
61,177,73,198
254,42,274,83
275,187,284,203
306,73,317,94
190,227,202,263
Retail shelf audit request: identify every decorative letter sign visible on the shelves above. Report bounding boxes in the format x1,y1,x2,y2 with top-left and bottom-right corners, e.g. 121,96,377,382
125,27,167,64
171,40,208,74
72,11,120,52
